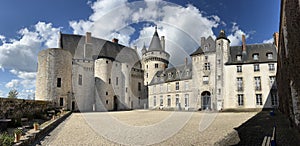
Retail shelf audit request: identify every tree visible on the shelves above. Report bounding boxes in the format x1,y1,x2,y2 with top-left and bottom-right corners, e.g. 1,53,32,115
7,89,18,98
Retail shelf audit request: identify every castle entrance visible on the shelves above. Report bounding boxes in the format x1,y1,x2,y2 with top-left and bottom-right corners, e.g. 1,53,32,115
201,91,211,110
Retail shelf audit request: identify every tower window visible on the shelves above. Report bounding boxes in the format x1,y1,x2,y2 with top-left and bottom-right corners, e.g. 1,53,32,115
57,78,61,87
60,97,64,106
138,82,141,91
204,63,210,70
109,78,111,84
175,82,179,90
116,77,118,86
155,63,158,68
106,100,109,104
106,92,108,95
78,74,82,85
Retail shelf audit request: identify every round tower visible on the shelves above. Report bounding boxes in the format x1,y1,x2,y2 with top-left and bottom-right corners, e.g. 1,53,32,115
142,27,170,85
36,48,72,108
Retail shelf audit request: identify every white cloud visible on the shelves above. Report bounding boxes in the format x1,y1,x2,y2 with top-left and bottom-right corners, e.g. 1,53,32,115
227,23,249,46
9,69,36,89
70,0,221,65
0,22,60,72
5,79,20,89
263,38,273,44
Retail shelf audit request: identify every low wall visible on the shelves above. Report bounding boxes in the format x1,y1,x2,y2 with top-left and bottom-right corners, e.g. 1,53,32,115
14,111,72,146
0,98,55,119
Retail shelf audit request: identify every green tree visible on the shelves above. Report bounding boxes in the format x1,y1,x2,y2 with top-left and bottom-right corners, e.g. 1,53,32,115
7,89,18,98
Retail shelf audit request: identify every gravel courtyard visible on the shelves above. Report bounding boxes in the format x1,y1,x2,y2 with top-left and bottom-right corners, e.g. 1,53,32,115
36,110,256,146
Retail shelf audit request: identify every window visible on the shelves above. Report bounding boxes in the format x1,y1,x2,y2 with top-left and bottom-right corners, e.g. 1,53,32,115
126,87,128,93
267,53,273,59
237,77,243,91
217,75,221,80
106,92,108,95
218,89,221,95
106,61,109,64
78,74,82,85
146,65,148,69
138,97,141,105
153,96,156,106
203,76,209,84
270,76,276,88
186,69,190,76
138,82,141,91
60,97,64,106
254,77,261,91
175,94,179,107
236,55,242,61
217,59,221,64
175,82,179,90
256,94,263,105
205,56,208,60
185,94,189,107
237,66,242,73
238,94,244,106
271,92,278,106
269,64,275,71
106,100,109,104
160,96,163,106
146,73,148,78
253,54,259,60
167,95,171,106
109,78,111,84
167,84,171,92
116,77,118,86
155,63,158,68
185,82,189,91
204,63,210,70
57,78,61,87
254,64,260,72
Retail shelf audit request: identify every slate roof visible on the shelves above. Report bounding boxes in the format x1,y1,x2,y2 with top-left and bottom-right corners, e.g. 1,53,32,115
148,29,163,51
60,33,140,65
227,43,277,64
149,64,192,85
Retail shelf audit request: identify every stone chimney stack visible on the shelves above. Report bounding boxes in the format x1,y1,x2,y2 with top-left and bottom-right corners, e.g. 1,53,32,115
273,32,279,48
161,36,165,51
185,57,188,66
112,38,119,44
86,32,91,44
201,37,205,48
242,34,246,53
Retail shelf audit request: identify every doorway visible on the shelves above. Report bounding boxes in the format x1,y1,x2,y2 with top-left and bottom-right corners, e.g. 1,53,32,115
201,91,211,110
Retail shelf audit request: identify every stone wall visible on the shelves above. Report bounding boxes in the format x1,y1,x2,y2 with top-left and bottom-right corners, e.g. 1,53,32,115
0,98,54,119
277,0,300,130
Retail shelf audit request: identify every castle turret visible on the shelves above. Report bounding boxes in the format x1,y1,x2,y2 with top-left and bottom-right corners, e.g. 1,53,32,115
35,48,72,109
215,30,230,111
142,27,170,86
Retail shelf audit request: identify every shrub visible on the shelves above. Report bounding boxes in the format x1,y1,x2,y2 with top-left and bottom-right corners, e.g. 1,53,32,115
0,132,14,146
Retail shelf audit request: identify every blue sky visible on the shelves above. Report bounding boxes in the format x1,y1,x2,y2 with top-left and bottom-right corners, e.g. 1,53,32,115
0,0,280,98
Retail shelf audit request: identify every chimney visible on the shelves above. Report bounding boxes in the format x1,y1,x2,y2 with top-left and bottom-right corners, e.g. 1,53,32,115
273,32,279,48
185,57,188,66
200,37,205,48
134,46,137,51
242,35,246,53
112,38,119,44
86,32,91,44
161,36,165,51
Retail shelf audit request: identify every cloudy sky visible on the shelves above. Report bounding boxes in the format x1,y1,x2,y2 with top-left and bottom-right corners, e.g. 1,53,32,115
0,0,280,98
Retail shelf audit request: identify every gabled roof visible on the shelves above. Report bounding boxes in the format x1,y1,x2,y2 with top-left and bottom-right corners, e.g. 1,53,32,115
190,47,204,56
60,33,140,65
149,64,192,85
227,43,277,64
148,28,163,51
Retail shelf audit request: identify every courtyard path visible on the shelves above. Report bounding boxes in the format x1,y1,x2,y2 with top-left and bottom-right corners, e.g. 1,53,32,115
35,110,256,146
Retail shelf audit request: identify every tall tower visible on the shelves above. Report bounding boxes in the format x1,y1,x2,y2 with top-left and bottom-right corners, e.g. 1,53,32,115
142,27,170,86
215,30,230,110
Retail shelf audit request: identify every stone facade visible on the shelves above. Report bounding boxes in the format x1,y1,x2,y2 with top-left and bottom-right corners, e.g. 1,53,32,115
277,0,300,130
146,30,278,111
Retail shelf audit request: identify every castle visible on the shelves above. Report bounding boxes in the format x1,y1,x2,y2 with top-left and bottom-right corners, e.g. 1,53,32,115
35,28,278,111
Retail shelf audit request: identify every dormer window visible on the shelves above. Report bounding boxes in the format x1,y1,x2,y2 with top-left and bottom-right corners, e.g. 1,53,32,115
168,73,172,79
253,53,259,60
236,55,242,61
267,53,273,59
186,69,190,76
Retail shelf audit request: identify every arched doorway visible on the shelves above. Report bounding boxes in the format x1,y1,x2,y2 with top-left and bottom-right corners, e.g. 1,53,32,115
201,91,211,110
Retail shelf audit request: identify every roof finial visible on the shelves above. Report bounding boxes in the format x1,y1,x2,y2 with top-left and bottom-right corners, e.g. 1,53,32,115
155,26,157,32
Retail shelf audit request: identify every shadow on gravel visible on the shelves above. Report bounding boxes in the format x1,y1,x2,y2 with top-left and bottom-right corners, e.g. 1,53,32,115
233,110,300,145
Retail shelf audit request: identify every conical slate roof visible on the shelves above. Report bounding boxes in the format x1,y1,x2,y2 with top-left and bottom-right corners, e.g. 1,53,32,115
216,30,230,42
148,27,163,51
